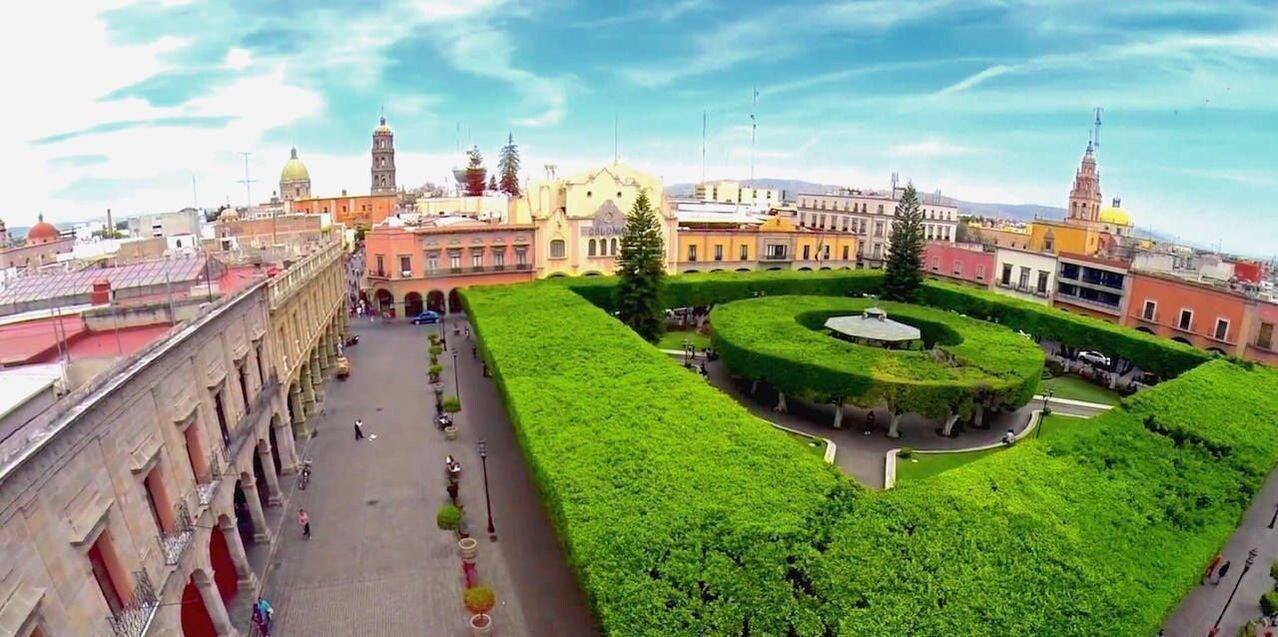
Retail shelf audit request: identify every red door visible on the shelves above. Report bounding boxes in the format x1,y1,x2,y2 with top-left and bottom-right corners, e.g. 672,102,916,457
208,530,238,602
180,579,216,637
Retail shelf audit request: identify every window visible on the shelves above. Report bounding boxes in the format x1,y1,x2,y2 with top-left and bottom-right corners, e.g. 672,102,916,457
255,342,267,387
213,389,230,447
611,238,619,255
931,256,940,271
1141,300,1157,321
1018,266,1031,289
714,244,724,261
739,244,749,261
687,244,698,262
1036,271,1049,294
449,252,461,270
237,364,251,415
975,264,985,281
874,221,885,238
1044,236,1054,252
515,248,528,266
872,244,882,259
802,244,810,260
588,239,597,257
550,239,565,259
823,245,830,260
877,204,884,214
819,214,827,228
952,260,962,276
89,534,127,615
143,468,172,534
375,255,385,276
842,245,850,260
1214,318,1229,341
1258,322,1274,349
1178,309,1193,331
493,251,505,268
472,253,483,269
399,255,411,276
764,244,788,260
426,254,439,273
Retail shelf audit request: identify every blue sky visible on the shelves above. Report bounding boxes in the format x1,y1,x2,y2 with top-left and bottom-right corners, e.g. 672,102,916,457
4,0,1276,255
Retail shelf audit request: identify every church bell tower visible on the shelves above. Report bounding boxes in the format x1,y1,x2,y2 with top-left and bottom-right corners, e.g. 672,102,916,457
371,116,396,195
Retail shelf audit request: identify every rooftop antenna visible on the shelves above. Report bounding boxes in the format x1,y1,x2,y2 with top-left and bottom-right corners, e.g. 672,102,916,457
1091,107,1103,152
192,174,198,210
237,152,257,207
749,84,758,183
701,110,707,184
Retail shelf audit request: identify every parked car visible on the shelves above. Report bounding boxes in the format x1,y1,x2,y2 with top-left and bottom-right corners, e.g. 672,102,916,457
411,310,442,325
1076,350,1111,368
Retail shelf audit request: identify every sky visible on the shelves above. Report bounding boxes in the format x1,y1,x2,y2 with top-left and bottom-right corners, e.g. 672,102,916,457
3,0,1276,255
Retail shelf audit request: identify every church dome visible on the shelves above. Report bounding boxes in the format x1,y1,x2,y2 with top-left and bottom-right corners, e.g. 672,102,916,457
374,116,392,134
27,214,60,244
1098,201,1131,226
280,147,310,183
218,207,241,222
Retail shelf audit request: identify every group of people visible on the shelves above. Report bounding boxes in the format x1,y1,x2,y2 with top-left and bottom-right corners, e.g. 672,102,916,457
251,596,274,635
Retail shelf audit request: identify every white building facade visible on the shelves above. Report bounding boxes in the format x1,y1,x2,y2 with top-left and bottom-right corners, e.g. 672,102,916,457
795,189,959,267
993,247,1059,304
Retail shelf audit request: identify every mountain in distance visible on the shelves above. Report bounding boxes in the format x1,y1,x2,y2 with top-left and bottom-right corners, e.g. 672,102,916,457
665,178,1067,222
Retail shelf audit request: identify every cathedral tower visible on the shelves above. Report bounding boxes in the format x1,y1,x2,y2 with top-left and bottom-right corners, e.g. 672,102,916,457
1067,141,1102,224
371,116,396,195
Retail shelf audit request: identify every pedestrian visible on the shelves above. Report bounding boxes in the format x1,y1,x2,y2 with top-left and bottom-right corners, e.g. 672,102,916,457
1202,553,1223,584
1213,560,1231,585
252,605,268,636
354,419,365,440
472,344,477,359
1002,428,1016,445
256,597,274,632
297,508,311,539
446,482,459,505
863,411,875,436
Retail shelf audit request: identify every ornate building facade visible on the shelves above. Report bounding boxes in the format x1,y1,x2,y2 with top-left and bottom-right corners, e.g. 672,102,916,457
278,148,311,202
370,117,396,195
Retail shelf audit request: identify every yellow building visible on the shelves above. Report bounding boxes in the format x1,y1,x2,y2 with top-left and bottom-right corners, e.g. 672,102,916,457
517,163,678,277
676,216,857,272
1029,219,1101,256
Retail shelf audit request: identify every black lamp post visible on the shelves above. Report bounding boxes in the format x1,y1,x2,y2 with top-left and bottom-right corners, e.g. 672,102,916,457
478,439,497,539
440,313,447,351
1036,389,1054,439
1213,548,1257,630
1268,501,1277,530
452,348,461,407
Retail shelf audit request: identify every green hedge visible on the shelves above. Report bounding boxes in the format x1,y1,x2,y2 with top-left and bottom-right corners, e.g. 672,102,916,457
563,269,884,313
464,275,1278,636
711,296,1042,418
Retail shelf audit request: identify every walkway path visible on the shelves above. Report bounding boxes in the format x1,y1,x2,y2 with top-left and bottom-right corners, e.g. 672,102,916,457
701,358,1103,488
259,317,596,636
1162,469,1278,636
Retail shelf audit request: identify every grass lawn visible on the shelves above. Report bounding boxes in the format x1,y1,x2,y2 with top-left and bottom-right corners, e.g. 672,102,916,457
781,428,829,457
657,330,711,351
1039,374,1123,406
894,414,1097,484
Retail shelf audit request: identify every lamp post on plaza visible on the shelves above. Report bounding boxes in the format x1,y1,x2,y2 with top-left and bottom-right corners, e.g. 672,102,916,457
1036,390,1053,439
452,348,461,407
439,313,447,351
1212,548,1257,631
1268,501,1277,530
478,439,497,539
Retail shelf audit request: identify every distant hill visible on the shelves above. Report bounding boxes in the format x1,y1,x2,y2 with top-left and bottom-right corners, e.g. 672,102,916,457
952,201,1064,222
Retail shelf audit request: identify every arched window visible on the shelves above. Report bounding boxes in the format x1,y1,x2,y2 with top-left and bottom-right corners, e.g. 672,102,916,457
610,238,619,255
550,239,566,259
588,239,597,256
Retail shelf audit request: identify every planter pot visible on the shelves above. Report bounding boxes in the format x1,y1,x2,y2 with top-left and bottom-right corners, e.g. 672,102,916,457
458,537,478,560
469,613,492,636
444,425,458,440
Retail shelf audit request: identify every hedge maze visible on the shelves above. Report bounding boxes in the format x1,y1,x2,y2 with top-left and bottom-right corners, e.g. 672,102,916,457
463,271,1278,636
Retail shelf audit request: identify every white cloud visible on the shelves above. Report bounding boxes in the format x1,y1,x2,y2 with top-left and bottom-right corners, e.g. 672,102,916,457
438,27,569,127
223,47,252,71
933,64,1014,96
887,139,987,158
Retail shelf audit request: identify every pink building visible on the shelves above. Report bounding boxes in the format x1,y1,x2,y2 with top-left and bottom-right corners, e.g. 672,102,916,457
365,217,536,316
1248,299,1278,366
923,242,995,288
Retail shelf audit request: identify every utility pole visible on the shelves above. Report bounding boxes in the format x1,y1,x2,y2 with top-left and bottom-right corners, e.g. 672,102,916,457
237,152,257,207
750,84,758,183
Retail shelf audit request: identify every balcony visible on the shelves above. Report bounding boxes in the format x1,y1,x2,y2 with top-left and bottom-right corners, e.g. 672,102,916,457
107,569,160,637
1055,289,1121,315
995,280,1052,298
760,251,791,262
1056,269,1124,294
158,501,195,566
422,263,533,279
367,269,389,280
195,451,226,507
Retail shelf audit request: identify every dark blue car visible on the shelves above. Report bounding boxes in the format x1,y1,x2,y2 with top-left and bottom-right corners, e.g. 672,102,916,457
411,310,442,325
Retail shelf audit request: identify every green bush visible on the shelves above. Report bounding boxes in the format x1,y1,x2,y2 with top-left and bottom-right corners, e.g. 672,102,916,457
429,364,443,379
898,447,913,459
1271,559,1278,581
442,396,461,413
1261,591,1278,617
461,276,1278,636
436,504,461,530
712,296,1043,418
429,344,444,357
464,585,496,614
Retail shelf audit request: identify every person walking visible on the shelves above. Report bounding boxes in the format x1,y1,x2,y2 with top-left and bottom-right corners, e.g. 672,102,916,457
1212,559,1231,585
354,419,365,440
256,597,274,633
1202,553,1223,584
252,605,269,636
297,508,311,539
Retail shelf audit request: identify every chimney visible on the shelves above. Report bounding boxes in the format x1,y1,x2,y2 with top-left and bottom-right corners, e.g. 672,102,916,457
90,278,111,305
106,208,113,235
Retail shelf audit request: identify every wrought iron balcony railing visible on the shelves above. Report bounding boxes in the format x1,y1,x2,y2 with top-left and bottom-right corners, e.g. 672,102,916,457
107,569,160,637
195,452,224,507
158,500,195,566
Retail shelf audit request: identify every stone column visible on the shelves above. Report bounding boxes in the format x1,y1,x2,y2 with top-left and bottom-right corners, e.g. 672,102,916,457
273,415,299,474
300,363,317,418
257,443,283,506
218,517,258,590
941,411,961,437
774,392,787,413
832,401,844,429
887,411,903,439
319,333,334,370
239,480,272,544
196,575,240,637
310,349,326,403
289,383,310,439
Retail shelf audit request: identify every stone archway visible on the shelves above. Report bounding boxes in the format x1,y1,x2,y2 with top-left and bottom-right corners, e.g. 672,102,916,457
267,418,283,475
1135,326,1155,334
180,573,217,637
404,291,424,317
426,290,446,313
448,289,463,314
374,289,395,316
1171,336,1193,346
208,528,237,603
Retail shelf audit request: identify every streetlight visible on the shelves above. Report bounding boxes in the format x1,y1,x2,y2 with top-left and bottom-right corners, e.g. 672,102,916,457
1268,501,1277,530
439,312,447,351
682,338,692,367
478,439,497,539
1213,548,1257,631
1036,389,1053,439
452,348,461,407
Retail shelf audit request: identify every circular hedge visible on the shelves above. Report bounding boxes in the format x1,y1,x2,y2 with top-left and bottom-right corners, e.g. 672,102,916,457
710,296,1044,419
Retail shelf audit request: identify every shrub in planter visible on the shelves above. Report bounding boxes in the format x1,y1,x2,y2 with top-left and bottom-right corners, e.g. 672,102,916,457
898,447,913,459
1271,559,1278,581
430,344,444,357
464,585,496,615
429,333,440,345
429,364,443,381
443,396,462,413
1261,591,1278,617
436,504,461,531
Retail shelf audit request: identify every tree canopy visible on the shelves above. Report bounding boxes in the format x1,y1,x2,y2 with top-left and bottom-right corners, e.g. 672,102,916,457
882,183,925,301
614,190,666,342
498,133,521,196
464,145,486,197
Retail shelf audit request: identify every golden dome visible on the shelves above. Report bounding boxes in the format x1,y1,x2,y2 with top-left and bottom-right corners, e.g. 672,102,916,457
1098,204,1131,226
280,147,309,183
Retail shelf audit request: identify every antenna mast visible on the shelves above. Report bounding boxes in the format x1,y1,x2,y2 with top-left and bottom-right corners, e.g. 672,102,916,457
701,110,707,184
749,85,758,183
237,152,257,207
1091,107,1103,152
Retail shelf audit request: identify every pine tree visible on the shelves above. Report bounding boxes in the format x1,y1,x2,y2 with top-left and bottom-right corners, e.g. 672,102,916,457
464,146,486,197
882,183,926,302
487,174,497,191
615,190,667,342
498,133,521,197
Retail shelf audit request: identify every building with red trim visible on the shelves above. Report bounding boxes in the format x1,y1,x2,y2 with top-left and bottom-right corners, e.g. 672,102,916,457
922,242,994,288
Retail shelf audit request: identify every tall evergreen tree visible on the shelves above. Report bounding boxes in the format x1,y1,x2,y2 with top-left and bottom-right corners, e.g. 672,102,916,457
488,174,498,191
615,190,667,342
882,183,926,302
498,133,521,197
464,146,486,197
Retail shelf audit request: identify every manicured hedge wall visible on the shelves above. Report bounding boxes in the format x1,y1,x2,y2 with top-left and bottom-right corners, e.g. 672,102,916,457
563,269,884,313
711,296,1043,418
464,274,1278,636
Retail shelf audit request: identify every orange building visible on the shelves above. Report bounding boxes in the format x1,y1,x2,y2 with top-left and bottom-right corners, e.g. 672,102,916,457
290,191,398,227
1124,271,1254,357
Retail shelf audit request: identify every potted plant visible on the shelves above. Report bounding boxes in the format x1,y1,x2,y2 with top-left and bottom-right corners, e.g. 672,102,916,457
436,504,461,532
465,585,496,636
458,537,478,561
443,396,462,414
429,364,443,383
430,344,444,358
444,423,459,440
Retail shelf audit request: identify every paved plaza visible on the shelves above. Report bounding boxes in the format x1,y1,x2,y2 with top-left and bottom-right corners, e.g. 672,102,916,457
258,317,597,636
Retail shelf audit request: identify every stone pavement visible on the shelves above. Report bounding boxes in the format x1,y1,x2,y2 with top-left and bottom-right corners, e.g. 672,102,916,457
1162,469,1278,636
259,317,596,636
701,357,1104,488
